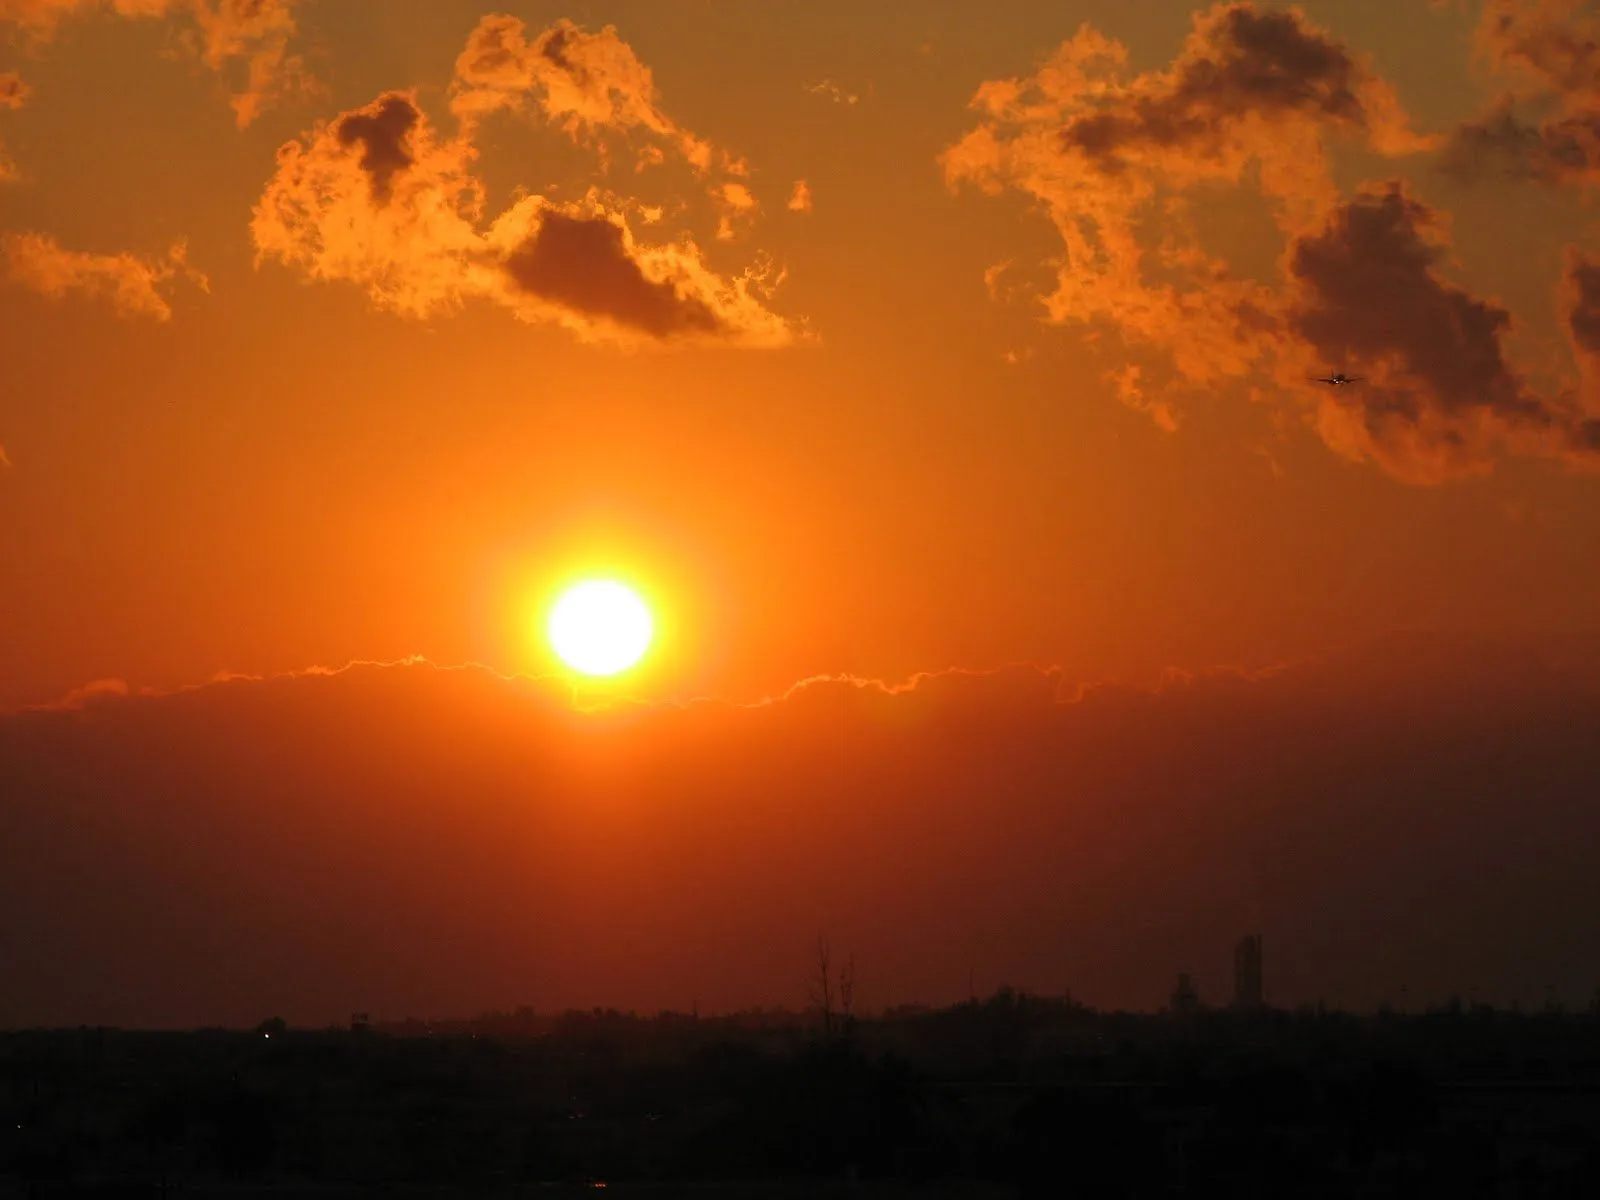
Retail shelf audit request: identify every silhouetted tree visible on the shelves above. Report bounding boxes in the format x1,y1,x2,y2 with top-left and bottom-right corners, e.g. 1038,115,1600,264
806,936,856,1040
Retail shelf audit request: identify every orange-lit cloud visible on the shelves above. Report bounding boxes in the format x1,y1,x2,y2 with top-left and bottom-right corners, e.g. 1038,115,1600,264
0,71,25,182
1286,182,1598,480
0,0,307,127
0,71,26,109
1556,248,1600,452
787,179,812,213
1439,0,1600,185
252,91,800,348
714,181,758,239
3,232,207,319
451,14,729,175
1105,363,1179,433
804,79,859,106
938,3,1600,480
943,3,1432,398
450,14,763,239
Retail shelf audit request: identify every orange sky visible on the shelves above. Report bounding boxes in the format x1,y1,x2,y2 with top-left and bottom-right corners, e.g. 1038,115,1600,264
3,1,1600,1024
1,0,1597,711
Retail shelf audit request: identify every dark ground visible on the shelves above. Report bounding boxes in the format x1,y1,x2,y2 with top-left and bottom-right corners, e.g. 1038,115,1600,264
5,993,1600,1197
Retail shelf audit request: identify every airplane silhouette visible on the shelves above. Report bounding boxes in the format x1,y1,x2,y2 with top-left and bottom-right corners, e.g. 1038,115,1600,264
1311,373,1364,387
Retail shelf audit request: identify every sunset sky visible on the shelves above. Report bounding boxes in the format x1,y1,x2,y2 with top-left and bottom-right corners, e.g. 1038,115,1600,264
4,1,1600,1027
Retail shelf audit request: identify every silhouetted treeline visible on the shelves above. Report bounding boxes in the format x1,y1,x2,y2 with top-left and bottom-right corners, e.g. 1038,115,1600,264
6,992,1600,1196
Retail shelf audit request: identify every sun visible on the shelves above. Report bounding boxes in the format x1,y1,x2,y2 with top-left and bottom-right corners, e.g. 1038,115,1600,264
547,580,654,677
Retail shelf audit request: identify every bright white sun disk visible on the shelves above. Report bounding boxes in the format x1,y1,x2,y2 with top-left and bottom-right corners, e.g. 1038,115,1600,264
547,580,653,676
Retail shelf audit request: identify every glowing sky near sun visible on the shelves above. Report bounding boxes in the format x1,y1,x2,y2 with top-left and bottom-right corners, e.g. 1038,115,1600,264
0,0,1596,711
4,0,1600,1027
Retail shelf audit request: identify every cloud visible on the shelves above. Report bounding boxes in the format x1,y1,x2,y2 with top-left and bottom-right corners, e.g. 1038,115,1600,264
787,179,812,213
1556,247,1600,451
449,14,765,241
0,71,24,182
2,635,1598,1025
1104,363,1179,432
0,71,27,109
450,14,729,175
1441,0,1600,186
714,180,757,239
2,232,208,319
0,0,308,127
502,209,723,339
46,677,130,709
333,91,419,205
942,3,1432,398
940,3,1600,479
1286,181,1600,479
252,90,800,348
804,78,859,106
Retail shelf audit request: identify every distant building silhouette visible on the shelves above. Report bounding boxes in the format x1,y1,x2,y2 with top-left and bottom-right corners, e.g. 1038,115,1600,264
1170,971,1201,1015
1234,934,1264,1012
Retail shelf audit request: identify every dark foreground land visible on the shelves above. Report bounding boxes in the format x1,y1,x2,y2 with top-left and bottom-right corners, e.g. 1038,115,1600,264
5,994,1600,1198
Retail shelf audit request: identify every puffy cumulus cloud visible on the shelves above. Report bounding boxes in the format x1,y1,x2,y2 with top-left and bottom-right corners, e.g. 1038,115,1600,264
3,232,208,319
942,3,1432,406
185,0,308,128
713,180,757,239
939,3,1600,479
787,179,812,213
1286,181,1600,479
501,208,723,339
1439,1,1600,186
0,0,306,127
450,13,730,177
252,91,800,348
449,14,776,244
333,91,420,205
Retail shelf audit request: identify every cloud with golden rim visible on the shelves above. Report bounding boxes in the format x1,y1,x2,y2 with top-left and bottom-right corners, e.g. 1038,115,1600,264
938,2,1600,480
252,90,800,348
1286,181,1599,481
450,15,762,238
1438,0,1600,194
451,13,729,172
943,2,1432,388
2,233,208,319
0,0,308,127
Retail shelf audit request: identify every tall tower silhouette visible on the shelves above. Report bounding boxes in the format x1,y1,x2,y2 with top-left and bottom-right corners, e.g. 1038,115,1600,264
1234,934,1264,1012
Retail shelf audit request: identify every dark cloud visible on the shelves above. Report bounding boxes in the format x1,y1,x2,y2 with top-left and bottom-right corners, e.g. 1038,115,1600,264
0,71,27,110
2,638,1599,1027
1286,182,1596,477
943,2,1431,450
1562,247,1600,354
335,92,419,205
1441,100,1600,184
1063,4,1373,170
503,211,722,339
1442,1,1600,187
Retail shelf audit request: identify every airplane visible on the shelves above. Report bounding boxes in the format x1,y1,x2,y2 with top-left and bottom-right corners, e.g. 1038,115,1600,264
1310,372,1364,386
